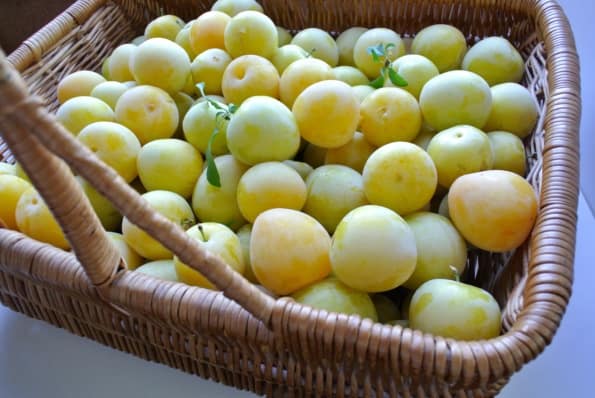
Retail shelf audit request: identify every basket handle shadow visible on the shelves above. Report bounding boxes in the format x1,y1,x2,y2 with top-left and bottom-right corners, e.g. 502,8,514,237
0,48,276,327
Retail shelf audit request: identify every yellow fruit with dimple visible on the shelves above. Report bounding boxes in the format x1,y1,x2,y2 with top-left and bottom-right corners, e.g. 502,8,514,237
108,44,136,82
462,36,524,86
353,28,406,78
130,38,191,93
387,54,439,99
336,27,367,66
333,66,369,86
324,132,376,173
360,87,422,146
483,83,539,139
224,11,278,59
291,28,339,66
251,208,332,295
90,81,128,110
237,162,307,223
77,121,141,183
271,44,308,74
222,55,280,104
363,142,437,216
56,96,115,136
115,85,179,145
191,48,232,95
145,15,185,40
211,0,264,16
174,222,244,289
107,232,144,270
279,58,334,108
15,187,70,250
0,175,32,229
190,11,231,56
411,24,467,72
122,190,196,260
419,70,492,131
303,165,367,233
57,71,106,104
292,80,359,149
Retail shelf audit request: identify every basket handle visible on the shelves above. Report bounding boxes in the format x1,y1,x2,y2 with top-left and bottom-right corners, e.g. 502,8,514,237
0,49,276,326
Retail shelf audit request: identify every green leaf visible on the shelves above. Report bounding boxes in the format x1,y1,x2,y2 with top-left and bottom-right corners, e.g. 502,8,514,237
205,129,221,188
369,74,385,89
367,43,385,63
228,103,238,114
385,43,396,52
196,82,206,96
388,68,408,87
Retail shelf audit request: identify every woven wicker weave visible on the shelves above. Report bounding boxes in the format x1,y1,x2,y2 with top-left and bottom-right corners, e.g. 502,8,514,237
0,0,581,396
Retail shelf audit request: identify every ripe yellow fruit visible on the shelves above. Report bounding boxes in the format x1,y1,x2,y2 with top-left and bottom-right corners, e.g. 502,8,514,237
77,177,122,231
107,232,144,270
115,85,179,144
333,66,369,86
211,0,264,16
56,96,115,135
352,84,375,103
387,54,439,99
136,260,178,282
189,11,231,56
324,131,376,173
236,224,259,283
336,27,367,66
221,55,280,104
175,26,196,60
279,57,334,108
462,36,524,86
183,100,230,156
90,81,128,110
191,48,232,95
276,26,293,46
271,44,308,74
108,44,136,82
488,131,527,176
353,28,405,78
15,187,70,250
0,175,32,229
411,24,467,72
292,80,359,148
224,11,278,59
0,162,16,177
483,83,539,138
360,87,422,146
291,28,339,66
57,71,106,104
145,15,185,40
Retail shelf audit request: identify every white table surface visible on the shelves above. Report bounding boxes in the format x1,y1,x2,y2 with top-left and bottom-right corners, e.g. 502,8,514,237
1,0,593,396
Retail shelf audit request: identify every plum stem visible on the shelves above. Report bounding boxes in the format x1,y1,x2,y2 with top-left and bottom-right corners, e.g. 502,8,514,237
449,265,460,282
198,224,207,241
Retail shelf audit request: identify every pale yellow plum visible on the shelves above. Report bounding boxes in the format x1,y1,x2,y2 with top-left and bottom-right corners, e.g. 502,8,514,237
0,162,16,176
411,122,437,150
189,11,230,55
56,96,114,135
293,278,378,321
372,294,401,323
411,24,467,72
333,66,369,86
402,37,413,53
175,26,197,60
131,35,146,46
77,121,141,183
251,208,331,295
0,175,31,229
101,56,111,79
291,28,339,66
145,14,185,40
57,71,106,104
409,279,501,340
107,232,144,270
15,187,70,249
462,36,524,86
483,83,539,139
427,125,494,188
282,160,314,180
137,139,203,198
171,92,194,137
108,44,136,82
301,143,327,168
90,81,128,110
130,38,191,93
237,162,306,223
192,154,248,230
279,57,334,108
449,170,538,252
276,26,292,46
438,193,450,219
303,165,367,233
387,54,439,99
237,224,258,283
227,96,300,164
324,132,376,173
14,163,30,182
115,85,179,144
224,11,278,59
336,27,367,66
183,100,229,156
136,260,178,281
293,80,359,148
488,131,526,176
122,81,138,88
330,205,417,292
195,94,227,104
419,71,492,131
77,177,122,231
174,223,244,289
271,44,308,74
211,0,263,16
222,55,280,104
122,190,196,260
363,142,437,215
403,212,467,289
352,84,375,103
353,28,406,78
191,48,232,95
360,87,422,146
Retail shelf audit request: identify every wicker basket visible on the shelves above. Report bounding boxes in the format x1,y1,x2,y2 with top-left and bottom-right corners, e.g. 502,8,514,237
0,0,581,396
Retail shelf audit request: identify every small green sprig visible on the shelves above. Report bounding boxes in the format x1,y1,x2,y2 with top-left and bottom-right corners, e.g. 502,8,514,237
367,43,408,89
196,82,238,188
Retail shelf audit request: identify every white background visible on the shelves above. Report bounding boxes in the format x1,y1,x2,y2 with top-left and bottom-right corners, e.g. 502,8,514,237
1,0,593,396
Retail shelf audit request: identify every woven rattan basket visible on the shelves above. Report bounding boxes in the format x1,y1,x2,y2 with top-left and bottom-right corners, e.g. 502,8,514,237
0,0,581,396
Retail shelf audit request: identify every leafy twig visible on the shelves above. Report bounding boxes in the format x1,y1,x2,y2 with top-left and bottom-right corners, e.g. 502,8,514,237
367,43,408,89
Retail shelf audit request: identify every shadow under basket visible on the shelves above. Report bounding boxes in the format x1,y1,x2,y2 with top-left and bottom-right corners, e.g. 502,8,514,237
0,0,581,396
